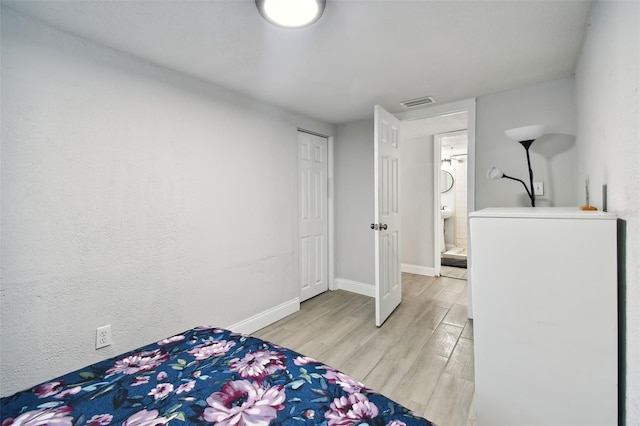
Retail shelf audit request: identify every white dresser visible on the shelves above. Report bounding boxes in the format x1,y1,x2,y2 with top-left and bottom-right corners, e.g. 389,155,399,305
469,208,618,426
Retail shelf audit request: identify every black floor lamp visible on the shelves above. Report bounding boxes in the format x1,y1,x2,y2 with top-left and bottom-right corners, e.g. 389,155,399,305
487,124,546,207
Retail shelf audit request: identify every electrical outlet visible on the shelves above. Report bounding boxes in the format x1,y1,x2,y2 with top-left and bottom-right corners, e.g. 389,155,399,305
533,181,544,196
96,325,112,349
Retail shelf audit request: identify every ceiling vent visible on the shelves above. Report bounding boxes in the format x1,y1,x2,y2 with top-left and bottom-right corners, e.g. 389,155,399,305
400,96,437,109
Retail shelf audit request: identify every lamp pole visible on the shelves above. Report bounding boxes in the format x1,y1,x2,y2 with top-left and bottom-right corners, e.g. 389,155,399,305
519,140,536,207
490,124,545,207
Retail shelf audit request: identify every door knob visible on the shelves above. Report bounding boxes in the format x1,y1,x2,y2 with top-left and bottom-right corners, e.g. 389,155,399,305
370,223,379,230
380,223,388,230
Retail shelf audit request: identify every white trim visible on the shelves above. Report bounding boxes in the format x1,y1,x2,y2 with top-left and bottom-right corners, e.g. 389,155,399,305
401,263,436,277
434,134,443,277
466,104,476,319
328,136,336,291
396,98,477,122
335,278,374,297
227,298,300,335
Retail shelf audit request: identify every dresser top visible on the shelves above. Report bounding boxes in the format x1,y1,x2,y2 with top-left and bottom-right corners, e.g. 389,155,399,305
470,207,617,220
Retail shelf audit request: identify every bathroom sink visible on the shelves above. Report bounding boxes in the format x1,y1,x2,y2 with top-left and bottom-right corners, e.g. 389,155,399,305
440,208,453,219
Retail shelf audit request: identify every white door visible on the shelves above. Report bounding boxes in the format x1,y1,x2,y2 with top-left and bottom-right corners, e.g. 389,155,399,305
373,106,402,326
298,131,328,302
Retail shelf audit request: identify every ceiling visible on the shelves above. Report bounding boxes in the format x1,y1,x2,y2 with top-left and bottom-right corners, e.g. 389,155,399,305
2,0,593,125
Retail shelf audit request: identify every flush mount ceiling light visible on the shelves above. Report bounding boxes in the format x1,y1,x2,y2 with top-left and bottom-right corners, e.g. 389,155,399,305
256,0,326,28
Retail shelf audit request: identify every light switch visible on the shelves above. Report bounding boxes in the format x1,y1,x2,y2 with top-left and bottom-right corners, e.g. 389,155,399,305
533,181,544,196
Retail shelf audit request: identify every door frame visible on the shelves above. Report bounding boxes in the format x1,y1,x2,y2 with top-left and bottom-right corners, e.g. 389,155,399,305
296,129,335,300
396,98,476,317
433,129,468,277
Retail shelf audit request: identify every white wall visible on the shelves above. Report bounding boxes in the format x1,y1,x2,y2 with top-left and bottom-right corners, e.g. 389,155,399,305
475,78,577,209
574,2,640,424
0,9,334,396
401,135,435,269
334,120,375,290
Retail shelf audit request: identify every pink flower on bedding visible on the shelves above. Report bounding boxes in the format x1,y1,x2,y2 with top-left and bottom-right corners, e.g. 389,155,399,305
122,409,169,426
131,376,150,386
148,383,174,400
176,380,196,394
33,381,63,398
157,335,185,345
106,349,168,376
188,340,235,361
156,371,168,381
87,414,113,426
203,379,285,426
386,421,407,426
323,368,372,394
1,406,73,426
294,355,318,366
229,350,286,380
324,393,379,426
53,386,81,399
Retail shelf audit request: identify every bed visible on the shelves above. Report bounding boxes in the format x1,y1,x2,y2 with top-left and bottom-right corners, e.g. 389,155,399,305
1,326,435,425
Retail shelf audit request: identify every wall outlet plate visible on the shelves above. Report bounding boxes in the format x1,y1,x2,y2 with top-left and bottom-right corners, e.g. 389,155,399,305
533,181,544,196
96,325,112,349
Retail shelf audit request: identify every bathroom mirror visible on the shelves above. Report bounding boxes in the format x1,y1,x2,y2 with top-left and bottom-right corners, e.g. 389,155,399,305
441,170,454,193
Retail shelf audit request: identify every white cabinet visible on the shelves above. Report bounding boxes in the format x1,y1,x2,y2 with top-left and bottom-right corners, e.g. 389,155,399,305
469,208,617,426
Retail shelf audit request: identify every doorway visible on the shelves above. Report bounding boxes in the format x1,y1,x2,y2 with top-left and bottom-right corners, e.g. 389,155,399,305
396,99,476,318
398,108,471,277
435,131,468,270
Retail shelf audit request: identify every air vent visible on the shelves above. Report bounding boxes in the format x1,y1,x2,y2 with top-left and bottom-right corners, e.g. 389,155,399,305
400,96,436,109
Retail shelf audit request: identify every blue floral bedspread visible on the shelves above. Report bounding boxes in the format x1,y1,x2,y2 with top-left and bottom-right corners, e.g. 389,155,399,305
1,327,434,426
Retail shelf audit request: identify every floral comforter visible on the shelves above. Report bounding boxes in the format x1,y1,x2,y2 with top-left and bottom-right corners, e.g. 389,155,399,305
1,327,434,426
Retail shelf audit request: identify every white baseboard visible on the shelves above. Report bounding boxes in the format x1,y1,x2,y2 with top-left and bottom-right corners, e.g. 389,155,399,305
401,263,436,277
334,278,374,297
227,298,300,335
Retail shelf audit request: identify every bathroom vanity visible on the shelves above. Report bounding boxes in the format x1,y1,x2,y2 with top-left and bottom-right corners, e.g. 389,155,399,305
469,208,618,426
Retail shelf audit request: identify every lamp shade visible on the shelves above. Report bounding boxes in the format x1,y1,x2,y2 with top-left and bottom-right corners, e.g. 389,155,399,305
256,0,326,28
504,124,546,142
487,166,504,180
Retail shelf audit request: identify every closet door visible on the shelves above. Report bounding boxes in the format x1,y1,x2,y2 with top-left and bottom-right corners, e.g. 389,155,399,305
298,131,328,302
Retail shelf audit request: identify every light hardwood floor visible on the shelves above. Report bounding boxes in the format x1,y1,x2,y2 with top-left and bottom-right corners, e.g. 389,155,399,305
252,267,475,426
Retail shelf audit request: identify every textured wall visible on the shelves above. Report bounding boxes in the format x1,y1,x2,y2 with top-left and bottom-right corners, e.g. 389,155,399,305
574,2,640,424
0,9,333,396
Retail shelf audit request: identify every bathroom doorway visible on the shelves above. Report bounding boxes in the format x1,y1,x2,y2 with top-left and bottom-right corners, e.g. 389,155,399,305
435,130,468,270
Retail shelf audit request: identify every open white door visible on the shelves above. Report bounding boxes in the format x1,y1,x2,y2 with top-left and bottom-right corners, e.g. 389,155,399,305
373,105,402,327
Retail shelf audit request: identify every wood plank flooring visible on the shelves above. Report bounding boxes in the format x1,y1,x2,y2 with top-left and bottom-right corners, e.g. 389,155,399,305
252,267,475,426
